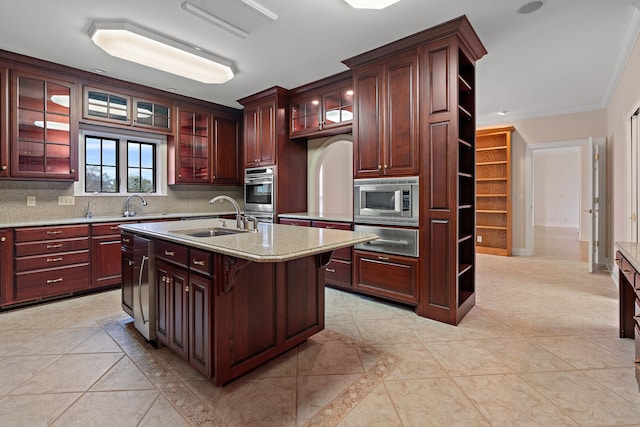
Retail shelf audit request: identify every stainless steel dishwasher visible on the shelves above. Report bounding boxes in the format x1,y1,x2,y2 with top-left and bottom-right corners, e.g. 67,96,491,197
133,235,156,344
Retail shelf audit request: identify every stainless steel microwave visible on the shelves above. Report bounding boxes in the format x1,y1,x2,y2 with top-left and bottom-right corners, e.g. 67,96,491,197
353,176,419,226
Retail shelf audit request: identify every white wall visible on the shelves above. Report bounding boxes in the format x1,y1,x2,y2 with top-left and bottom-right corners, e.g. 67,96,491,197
533,147,580,228
307,135,353,215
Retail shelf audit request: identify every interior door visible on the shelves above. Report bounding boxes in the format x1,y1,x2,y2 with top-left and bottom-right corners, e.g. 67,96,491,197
587,138,598,272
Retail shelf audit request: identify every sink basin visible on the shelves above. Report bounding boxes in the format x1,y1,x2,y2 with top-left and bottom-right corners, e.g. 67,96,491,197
172,227,248,238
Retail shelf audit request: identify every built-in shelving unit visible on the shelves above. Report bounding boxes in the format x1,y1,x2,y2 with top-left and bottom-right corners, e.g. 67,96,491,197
475,126,514,256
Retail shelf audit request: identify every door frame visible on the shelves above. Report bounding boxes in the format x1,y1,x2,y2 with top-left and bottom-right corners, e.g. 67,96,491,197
523,137,606,267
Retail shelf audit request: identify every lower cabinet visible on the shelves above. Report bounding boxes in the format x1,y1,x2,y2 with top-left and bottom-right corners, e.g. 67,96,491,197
0,229,13,305
354,250,419,305
156,240,212,377
91,222,122,288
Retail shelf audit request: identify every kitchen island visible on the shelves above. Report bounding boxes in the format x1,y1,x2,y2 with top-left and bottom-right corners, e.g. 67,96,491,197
119,218,377,385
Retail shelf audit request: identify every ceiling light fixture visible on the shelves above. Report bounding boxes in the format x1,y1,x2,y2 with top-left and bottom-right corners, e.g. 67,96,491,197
236,0,278,21
88,20,236,84
344,0,401,9
517,1,544,14
181,2,249,39
497,110,508,116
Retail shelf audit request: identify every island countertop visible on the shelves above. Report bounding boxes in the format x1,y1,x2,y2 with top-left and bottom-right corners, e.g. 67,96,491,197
119,218,378,262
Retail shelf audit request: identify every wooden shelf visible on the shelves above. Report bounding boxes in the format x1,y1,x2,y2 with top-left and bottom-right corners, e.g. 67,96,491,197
458,75,472,92
458,172,473,178
475,126,514,256
458,105,472,119
458,263,472,276
459,138,472,149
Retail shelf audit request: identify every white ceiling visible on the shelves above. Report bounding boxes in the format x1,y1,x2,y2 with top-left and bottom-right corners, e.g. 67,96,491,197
1,0,638,125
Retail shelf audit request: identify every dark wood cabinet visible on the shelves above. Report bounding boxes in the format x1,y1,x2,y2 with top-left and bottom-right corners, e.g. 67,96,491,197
241,97,277,167
354,250,418,304
0,67,8,177
211,115,241,185
174,108,211,184
0,229,13,305
13,224,90,302
11,70,78,180
91,222,122,288
83,86,131,126
351,50,419,178
289,71,353,139
120,232,134,317
133,97,172,132
155,240,211,375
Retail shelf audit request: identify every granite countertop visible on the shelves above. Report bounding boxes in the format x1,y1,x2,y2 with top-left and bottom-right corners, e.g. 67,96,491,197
120,218,377,263
616,241,640,272
277,212,353,223
1,212,237,229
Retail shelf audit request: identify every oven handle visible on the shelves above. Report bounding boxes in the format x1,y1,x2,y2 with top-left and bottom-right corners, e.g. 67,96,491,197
364,238,409,247
245,177,273,185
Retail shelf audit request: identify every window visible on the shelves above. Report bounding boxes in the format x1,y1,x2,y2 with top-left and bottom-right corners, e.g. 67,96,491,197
75,128,167,196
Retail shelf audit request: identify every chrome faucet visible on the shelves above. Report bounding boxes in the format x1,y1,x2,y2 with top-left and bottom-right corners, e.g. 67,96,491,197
124,194,148,217
85,199,95,219
209,195,242,229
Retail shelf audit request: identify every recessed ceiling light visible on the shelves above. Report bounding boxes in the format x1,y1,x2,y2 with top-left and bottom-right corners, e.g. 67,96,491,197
344,0,401,10
93,68,106,74
518,1,544,14
497,110,508,116
88,20,236,84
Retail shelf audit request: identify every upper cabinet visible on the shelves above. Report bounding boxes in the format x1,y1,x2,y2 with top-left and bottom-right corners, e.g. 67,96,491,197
174,108,211,184
239,86,289,168
0,67,8,177
349,50,419,178
11,70,78,180
82,86,173,133
289,72,353,139
211,115,241,184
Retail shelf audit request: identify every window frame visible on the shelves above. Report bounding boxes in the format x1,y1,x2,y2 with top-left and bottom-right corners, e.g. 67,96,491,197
75,126,167,196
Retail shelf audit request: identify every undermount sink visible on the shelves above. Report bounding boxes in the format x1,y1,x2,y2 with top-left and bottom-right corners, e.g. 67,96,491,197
172,227,248,238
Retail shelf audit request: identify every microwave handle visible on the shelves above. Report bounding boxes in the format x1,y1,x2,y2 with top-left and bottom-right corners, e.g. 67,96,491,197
364,238,409,247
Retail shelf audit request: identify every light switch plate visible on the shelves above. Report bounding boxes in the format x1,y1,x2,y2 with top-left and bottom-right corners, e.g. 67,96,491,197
27,196,36,206
477,235,483,243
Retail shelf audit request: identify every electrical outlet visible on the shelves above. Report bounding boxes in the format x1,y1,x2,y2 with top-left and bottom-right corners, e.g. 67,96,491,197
27,196,36,207
477,235,483,243
58,196,75,206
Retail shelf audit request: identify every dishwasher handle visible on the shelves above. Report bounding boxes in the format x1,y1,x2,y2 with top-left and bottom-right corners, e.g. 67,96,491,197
138,255,149,324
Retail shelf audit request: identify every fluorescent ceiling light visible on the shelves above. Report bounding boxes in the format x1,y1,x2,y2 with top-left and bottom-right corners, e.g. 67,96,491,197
88,20,235,84
50,95,70,108
344,0,401,9
181,2,249,39
34,120,70,131
236,0,278,21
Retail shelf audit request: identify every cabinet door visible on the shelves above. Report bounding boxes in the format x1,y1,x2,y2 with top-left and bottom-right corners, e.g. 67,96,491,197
243,106,259,167
384,52,419,176
156,261,171,346
168,264,189,360
83,87,131,125
133,97,171,132
211,116,241,184
322,86,353,132
290,96,321,137
121,249,134,317
256,99,276,166
12,71,78,180
353,65,383,178
354,250,418,304
176,110,210,183
91,234,122,288
188,273,211,377
0,68,8,177
0,229,13,305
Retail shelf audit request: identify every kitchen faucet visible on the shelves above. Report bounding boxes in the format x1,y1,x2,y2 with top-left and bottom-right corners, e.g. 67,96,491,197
209,195,250,230
124,194,148,217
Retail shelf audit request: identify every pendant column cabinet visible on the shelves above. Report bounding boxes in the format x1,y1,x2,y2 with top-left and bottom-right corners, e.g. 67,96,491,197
344,15,486,325
475,126,514,256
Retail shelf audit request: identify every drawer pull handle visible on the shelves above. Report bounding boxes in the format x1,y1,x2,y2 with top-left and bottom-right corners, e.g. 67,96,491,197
123,238,130,243
378,256,390,261
110,226,119,230
46,257,63,263
623,269,632,274
634,316,640,321
128,260,134,266
46,244,63,249
46,231,62,235
193,259,205,266
164,250,175,256
326,268,336,273
46,278,63,284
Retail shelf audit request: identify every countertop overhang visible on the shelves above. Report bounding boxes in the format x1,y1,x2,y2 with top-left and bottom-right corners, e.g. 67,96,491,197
616,241,640,272
120,218,378,263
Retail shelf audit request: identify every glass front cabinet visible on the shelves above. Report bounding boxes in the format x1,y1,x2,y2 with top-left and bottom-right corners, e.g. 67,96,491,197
176,109,210,183
12,71,78,180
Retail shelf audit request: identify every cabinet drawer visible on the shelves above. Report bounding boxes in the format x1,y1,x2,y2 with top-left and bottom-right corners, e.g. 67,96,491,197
324,259,352,288
354,250,418,305
621,257,636,287
15,237,90,257
190,248,213,276
121,233,134,252
91,222,121,236
312,220,352,231
15,264,90,301
15,250,90,272
280,218,311,226
156,240,188,267
15,225,89,242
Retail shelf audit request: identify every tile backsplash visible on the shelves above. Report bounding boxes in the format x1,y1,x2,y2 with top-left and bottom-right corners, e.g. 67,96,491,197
0,180,243,225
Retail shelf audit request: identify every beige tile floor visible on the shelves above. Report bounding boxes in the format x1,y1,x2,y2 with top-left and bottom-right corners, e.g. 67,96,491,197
0,253,638,426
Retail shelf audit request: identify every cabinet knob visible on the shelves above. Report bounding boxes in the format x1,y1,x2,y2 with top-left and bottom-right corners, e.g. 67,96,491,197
0,236,5,242
378,165,382,170
184,285,190,292
178,174,182,178
1,165,6,170
70,169,75,173
128,260,134,266
384,164,388,169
